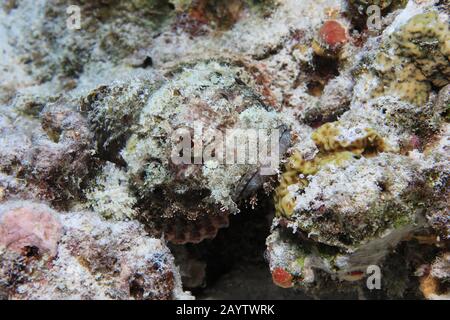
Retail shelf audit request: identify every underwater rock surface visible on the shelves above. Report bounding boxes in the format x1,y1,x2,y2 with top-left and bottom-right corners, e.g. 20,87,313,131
0,0,449,299
0,201,191,300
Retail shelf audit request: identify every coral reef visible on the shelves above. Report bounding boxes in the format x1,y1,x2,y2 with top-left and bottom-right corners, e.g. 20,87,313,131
0,0,448,300
0,201,191,300
371,10,449,105
3,0,174,83
0,96,94,207
265,1,450,299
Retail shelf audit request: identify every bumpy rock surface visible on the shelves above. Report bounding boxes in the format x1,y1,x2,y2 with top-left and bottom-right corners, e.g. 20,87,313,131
0,202,191,300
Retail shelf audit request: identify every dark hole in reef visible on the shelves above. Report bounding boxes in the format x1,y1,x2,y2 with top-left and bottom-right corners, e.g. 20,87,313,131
337,233,353,246
170,191,282,297
377,180,388,193
149,186,165,202
129,274,145,299
136,56,153,69
166,1,175,10
442,108,449,121
143,56,153,68
347,11,368,34
307,80,325,97
23,246,40,258
305,54,340,97
362,144,382,157
312,55,340,79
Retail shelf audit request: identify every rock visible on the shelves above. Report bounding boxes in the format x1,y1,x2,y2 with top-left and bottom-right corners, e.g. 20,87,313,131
0,201,192,300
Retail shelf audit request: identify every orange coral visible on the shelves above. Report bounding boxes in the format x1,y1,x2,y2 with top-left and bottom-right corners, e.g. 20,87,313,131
272,267,294,288
319,20,348,50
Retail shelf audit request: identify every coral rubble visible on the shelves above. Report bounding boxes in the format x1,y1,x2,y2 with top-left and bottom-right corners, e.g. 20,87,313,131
0,201,191,300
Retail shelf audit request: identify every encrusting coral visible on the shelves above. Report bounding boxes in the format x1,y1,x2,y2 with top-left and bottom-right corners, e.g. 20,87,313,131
0,96,94,207
275,121,389,218
370,10,450,105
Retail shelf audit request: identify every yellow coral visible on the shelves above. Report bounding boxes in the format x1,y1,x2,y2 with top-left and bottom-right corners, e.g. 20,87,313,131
312,123,387,155
372,12,450,105
372,52,431,106
394,12,450,88
275,122,388,217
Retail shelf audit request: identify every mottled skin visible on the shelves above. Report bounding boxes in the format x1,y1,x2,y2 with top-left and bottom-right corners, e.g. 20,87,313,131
83,60,289,244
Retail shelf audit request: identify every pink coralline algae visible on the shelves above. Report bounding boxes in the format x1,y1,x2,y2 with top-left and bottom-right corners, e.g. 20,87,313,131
0,202,62,257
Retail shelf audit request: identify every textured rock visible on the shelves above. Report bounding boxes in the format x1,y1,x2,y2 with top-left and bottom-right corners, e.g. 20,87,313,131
0,201,191,300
